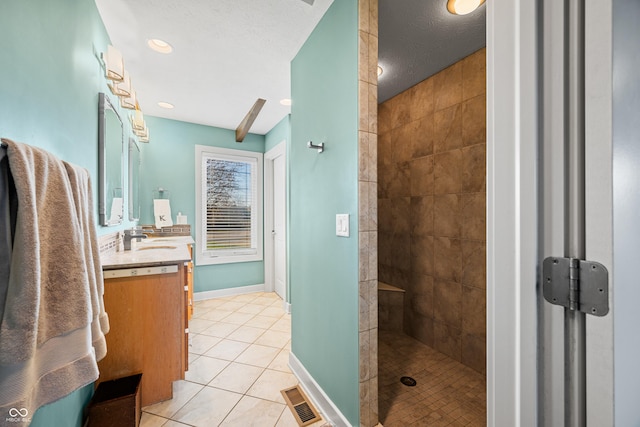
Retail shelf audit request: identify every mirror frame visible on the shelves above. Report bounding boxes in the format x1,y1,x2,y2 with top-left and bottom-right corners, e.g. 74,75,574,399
128,137,141,221
98,92,124,226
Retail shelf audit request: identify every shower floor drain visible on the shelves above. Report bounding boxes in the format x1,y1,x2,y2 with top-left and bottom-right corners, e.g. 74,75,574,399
400,376,417,387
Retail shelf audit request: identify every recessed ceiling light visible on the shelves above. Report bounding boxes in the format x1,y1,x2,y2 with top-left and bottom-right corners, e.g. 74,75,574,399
147,39,173,54
447,0,485,15
377,65,383,77
158,102,174,109
280,98,292,106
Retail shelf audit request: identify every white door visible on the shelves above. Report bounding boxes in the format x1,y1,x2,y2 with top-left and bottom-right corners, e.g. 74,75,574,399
273,153,286,300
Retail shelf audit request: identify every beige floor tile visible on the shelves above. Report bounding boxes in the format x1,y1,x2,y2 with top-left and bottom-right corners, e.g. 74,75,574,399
195,299,226,309
143,380,204,418
209,362,265,394
237,303,266,315
252,296,277,306
162,421,192,427
259,306,285,318
255,330,290,349
269,317,291,333
172,386,242,427
218,301,247,312
233,293,260,303
189,334,221,355
191,307,212,319
223,312,257,325
188,318,215,334
226,325,266,343
276,407,327,427
201,321,239,338
235,344,280,368
140,412,168,427
220,395,286,427
188,353,200,364
270,299,284,307
267,349,291,373
205,339,250,361
199,309,234,322
185,355,230,385
244,314,279,329
246,369,298,404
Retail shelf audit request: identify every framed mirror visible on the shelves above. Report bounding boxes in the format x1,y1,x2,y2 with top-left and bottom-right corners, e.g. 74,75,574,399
128,138,141,221
98,92,124,226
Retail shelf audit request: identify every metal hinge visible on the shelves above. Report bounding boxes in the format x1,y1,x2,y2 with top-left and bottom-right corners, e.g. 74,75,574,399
543,257,609,316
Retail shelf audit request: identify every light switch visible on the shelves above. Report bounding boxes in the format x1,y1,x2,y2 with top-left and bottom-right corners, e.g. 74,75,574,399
336,214,350,237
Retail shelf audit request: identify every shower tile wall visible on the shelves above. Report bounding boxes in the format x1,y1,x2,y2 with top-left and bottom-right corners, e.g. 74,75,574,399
377,48,486,374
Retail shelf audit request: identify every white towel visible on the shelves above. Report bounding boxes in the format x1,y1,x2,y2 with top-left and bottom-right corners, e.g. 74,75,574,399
0,138,108,419
154,198,173,228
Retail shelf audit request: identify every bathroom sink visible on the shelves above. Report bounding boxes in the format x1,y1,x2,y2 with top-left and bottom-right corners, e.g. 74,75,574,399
136,245,177,251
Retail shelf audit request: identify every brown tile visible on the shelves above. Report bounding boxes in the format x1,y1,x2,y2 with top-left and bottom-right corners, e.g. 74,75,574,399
391,233,411,272
434,322,462,361
411,115,435,158
406,313,435,348
434,104,463,153
461,193,486,240
433,149,462,194
391,122,414,164
378,235,393,271
369,0,378,37
433,61,463,112
390,197,410,235
409,78,434,121
462,240,486,289
368,82,378,133
378,101,392,135
410,235,434,276
462,286,486,340
462,333,486,374
358,30,368,82
410,196,434,236
433,194,461,238
378,198,392,234
410,155,434,196
377,132,392,170
387,161,411,198
461,143,486,193
434,280,462,328
409,274,434,318
359,80,369,132
462,48,486,100
434,237,462,282
462,94,486,146
390,90,411,127
368,34,379,85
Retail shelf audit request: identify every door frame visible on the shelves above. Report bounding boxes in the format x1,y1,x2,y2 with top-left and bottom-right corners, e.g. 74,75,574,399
264,141,288,308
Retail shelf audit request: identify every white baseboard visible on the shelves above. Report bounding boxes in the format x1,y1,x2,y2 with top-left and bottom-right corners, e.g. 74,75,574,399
289,352,351,427
283,301,291,314
193,283,265,301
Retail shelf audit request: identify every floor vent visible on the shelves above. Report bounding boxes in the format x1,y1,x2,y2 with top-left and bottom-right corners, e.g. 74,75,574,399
281,385,320,426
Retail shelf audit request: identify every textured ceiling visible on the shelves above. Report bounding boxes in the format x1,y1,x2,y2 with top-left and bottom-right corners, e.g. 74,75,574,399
378,0,486,103
95,0,334,135
95,0,486,135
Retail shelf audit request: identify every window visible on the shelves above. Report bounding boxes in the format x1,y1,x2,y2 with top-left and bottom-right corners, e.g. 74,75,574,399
195,145,263,265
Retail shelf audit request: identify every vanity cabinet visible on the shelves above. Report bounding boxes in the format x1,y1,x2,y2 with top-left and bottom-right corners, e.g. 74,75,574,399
99,263,188,407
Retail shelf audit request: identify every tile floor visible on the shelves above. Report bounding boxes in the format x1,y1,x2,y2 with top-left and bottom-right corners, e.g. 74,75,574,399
378,330,486,426
140,292,327,427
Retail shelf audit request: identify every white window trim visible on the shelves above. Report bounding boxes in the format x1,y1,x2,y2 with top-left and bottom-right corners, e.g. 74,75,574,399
195,144,263,266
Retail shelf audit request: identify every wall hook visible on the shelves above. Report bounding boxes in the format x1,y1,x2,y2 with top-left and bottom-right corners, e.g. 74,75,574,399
307,141,324,153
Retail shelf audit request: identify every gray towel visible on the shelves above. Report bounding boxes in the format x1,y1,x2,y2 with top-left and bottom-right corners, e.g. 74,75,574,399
0,138,108,420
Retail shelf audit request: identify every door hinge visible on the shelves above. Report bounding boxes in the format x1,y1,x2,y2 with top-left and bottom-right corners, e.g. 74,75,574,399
543,257,609,316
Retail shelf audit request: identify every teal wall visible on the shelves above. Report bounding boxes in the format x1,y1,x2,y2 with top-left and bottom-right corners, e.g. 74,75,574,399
0,0,131,425
265,114,290,152
139,116,266,292
289,1,360,425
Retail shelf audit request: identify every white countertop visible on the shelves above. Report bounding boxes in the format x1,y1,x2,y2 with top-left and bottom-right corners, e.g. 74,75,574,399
101,236,193,270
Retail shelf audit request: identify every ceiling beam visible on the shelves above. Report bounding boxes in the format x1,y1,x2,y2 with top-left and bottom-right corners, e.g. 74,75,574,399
235,98,266,142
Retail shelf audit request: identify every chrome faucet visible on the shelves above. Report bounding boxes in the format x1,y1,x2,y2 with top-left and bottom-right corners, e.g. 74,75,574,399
123,228,148,250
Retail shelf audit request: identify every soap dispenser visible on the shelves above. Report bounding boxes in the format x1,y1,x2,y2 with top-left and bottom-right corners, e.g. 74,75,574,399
176,212,187,224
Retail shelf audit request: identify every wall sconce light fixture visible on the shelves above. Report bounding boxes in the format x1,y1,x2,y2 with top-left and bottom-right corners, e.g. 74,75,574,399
103,45,124,82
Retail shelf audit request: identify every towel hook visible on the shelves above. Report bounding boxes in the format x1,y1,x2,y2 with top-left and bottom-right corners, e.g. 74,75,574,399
307,141,324,154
